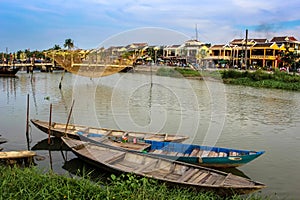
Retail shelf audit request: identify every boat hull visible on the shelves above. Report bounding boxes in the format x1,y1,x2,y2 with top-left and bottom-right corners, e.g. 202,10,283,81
62,137,266,196
77,133,264,168
30,119,188,143
145,140,265,168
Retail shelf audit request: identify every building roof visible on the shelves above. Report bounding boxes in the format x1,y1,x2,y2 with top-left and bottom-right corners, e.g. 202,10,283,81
210,44,226,48
252,42,279,49
230,38,268,45
164,45,181,48
250,39,268,43
230,39,244,44
270,36,298,42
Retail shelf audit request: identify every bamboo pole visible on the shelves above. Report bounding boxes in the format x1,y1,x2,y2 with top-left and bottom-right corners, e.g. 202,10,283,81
64,100,75,137
48,103,52,145
26,94,30,151
58,70,65,90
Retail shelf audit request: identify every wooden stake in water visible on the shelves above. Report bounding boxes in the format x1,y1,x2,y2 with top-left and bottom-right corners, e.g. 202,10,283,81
48,103,52,145
64,99,75,137
26,94,30,150
59,71,65,90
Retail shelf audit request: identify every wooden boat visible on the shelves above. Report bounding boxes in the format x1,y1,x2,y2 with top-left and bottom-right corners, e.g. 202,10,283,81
78,133,265,168
30,119,188,143
0,150,36,166
0,66,19,77
61,137,266,196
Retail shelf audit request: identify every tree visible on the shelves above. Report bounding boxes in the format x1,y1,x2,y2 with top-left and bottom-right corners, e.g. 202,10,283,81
64,39,74,50
281,50,299,70
53,44,61,50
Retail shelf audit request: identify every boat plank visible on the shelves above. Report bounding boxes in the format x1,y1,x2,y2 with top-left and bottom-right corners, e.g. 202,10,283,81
189,148,200,157
224,173,256,186
197,150,203,157
212,175,226,186
177,168,200,182
105,152,126,164
136,160,159,172
192,172,210,184
164,173,182,180
204,174,222,185
187,171,204,183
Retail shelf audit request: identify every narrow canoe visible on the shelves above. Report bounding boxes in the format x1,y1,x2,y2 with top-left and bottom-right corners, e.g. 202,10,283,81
0,150,36,159
77,133,265,168
0,150,36,166
30,119,188,143
61,137,266,196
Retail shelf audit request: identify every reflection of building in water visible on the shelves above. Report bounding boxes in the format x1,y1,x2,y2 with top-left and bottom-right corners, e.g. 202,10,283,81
0,77,17,103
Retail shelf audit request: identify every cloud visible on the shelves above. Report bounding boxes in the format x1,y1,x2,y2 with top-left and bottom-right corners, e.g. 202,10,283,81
1,0,300,51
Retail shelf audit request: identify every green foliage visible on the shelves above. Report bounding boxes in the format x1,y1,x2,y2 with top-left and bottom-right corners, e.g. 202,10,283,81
0,166,267,200
64,39,74,50
174,67,201,77
220,69,300,91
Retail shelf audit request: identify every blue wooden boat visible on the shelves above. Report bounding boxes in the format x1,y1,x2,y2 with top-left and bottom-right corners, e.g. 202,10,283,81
77,132,265,168
144,140,265,168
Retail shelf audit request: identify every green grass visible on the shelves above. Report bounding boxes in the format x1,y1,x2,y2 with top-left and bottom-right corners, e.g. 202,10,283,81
156,67,201,78
160,67,300,91
0,166,269,200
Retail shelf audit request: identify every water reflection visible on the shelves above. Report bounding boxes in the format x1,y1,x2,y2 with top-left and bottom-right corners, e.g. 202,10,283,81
62,158,111,182
31,137,69,151
0,77,18,104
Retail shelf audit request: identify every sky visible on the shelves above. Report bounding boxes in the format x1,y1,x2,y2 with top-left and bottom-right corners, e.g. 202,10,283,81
1,0,300,52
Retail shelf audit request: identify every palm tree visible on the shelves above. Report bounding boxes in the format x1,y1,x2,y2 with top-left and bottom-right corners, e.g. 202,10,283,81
64,39,74,50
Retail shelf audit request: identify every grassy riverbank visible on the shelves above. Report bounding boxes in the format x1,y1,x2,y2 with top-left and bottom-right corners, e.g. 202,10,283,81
221,69,300,91
157,67,300,91
0,166,267,200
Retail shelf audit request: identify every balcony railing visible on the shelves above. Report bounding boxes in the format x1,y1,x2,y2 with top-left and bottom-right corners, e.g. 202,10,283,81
250,55,276,59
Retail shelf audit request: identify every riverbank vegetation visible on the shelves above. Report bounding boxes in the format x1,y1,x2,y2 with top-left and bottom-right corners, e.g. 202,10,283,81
221,69,300,91
157,67,300,91
0,166,267,200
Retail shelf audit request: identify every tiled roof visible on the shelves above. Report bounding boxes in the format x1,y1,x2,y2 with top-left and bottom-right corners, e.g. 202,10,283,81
252,43,274,47
251,39,268,43
231,38,268,44
131,43,148,47
270,36,298,42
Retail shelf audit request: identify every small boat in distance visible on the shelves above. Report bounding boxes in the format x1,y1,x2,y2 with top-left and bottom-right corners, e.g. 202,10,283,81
61,136,266,196
0,66,19,77
30,119,189,143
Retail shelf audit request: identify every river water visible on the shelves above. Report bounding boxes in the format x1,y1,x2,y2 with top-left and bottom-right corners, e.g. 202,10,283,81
0,71,299,199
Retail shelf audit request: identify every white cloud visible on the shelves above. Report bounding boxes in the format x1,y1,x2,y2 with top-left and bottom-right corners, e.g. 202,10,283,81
1,0,300,51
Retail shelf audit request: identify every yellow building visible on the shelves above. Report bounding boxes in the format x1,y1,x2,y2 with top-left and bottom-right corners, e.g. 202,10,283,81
204,36,300,69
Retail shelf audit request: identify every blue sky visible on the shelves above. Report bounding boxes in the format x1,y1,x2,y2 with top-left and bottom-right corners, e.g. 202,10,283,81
1,0,300,52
